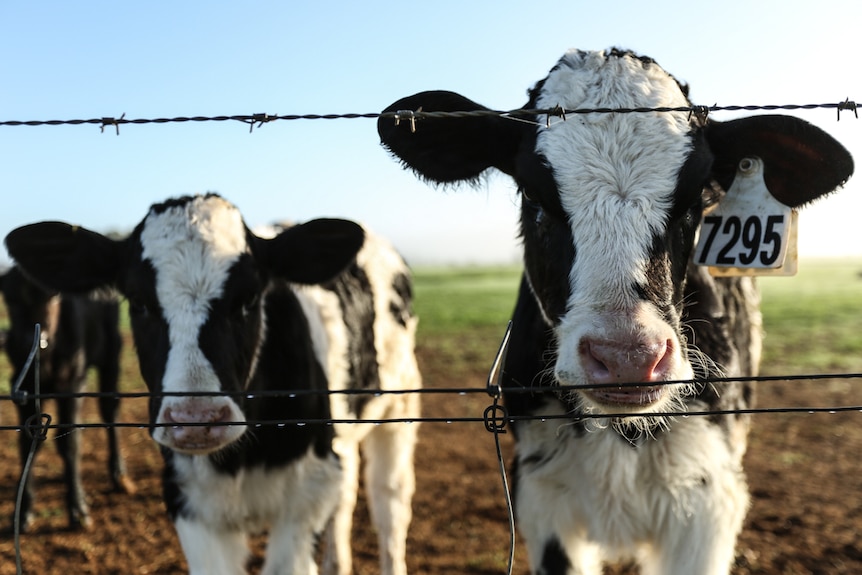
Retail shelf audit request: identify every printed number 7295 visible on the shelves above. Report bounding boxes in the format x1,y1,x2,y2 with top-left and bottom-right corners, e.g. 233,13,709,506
697,214,785,267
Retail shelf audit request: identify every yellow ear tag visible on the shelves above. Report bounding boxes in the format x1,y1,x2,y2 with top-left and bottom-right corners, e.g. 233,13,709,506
693,157,798,277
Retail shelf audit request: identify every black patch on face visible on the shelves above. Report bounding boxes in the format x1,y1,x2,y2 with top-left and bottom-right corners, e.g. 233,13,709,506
197,280,335,475
514,132,575,324
502,277,585,437
119,234,170,428
635,130,714,325
518,198,575,324
322,261,380,413
198,253,266,401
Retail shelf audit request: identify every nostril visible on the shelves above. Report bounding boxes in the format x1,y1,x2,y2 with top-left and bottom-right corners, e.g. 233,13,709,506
214,405,233,423
580,340,611,380
652,339,674,379
580,337,675,384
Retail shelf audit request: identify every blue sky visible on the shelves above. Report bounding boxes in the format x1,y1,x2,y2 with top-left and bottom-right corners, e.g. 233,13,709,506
2,0,861,266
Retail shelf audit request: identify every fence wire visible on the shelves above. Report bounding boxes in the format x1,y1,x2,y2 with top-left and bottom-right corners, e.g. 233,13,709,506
0,100,858,135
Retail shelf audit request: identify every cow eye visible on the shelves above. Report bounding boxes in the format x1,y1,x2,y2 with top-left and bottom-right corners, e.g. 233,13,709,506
523,196,548,227
233,293,260,319
522,192,542,212
128,297,150,318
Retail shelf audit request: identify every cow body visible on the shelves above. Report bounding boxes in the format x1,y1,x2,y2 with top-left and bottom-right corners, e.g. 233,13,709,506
0,265,134,530
5,194,420,575
378,49,852,574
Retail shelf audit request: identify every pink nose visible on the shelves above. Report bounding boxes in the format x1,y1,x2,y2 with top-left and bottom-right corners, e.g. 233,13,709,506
580,337,674,385
160,402,237,452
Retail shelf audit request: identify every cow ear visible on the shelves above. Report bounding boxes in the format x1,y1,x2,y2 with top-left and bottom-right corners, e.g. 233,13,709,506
4,222,122,293
259,219,365,285
706,115,854,207
377,90,525,183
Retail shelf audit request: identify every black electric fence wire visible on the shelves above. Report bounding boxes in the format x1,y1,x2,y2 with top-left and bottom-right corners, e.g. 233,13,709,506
5,325,862,573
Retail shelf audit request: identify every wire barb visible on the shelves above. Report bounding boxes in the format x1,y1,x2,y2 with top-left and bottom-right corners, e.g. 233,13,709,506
837,98,858,121
100,113,125,135
393,108,421,133
246,113,275,133
689,104,710,124
546,105,567,128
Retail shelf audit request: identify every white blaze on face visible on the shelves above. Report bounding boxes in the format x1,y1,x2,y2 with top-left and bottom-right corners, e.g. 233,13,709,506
533,51,696,404
140,195,249,450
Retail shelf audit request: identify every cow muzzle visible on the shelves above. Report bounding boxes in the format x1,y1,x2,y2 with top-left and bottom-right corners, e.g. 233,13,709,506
555,310,693,414
578,337,675,407
154,397,246,454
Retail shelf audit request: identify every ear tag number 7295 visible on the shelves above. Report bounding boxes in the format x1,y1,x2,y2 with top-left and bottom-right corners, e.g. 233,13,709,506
694,157,798,277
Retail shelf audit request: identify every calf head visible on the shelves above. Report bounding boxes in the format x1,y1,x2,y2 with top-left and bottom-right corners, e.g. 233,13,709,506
5,193,364,454
379,49,853,420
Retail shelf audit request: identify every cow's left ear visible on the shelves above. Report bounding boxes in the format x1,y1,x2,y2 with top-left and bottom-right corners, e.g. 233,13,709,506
378,90,527,183
706,115,854,207
257,219,365,285
5,222,123,293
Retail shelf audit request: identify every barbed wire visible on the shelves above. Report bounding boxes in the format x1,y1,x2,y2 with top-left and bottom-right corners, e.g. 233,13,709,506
0,100,857,135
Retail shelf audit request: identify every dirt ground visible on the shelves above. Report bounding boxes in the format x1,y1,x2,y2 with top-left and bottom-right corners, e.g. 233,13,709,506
2,336,862,575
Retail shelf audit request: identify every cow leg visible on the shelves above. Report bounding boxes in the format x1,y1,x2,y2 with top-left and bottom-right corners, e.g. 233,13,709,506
265,451,342,575
97,360,136,494
55,394,91,529
174,517,249,575
323,437,359,575
361,408,418,575
518,520,602,575
514,461,602,575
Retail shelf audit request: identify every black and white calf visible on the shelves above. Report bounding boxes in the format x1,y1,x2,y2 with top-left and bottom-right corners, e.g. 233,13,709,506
5,193,421,575
0,265,134,530
379,49,853,574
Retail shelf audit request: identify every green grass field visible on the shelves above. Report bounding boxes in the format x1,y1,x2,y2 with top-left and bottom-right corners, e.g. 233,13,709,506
758,259,862,373
1,259,861,393
410,260,862,377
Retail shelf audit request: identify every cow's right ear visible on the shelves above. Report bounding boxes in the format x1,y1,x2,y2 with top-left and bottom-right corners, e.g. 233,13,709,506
5,222,122,293
377,90,526,183
256,219,365,285
706,115,854,207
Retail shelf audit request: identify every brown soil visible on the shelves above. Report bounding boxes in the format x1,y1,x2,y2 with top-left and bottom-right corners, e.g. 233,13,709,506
1,336,862,574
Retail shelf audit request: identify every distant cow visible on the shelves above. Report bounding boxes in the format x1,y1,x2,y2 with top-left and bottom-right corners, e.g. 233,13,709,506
6,193,421,575
0,265,134,530
378,48,853,574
